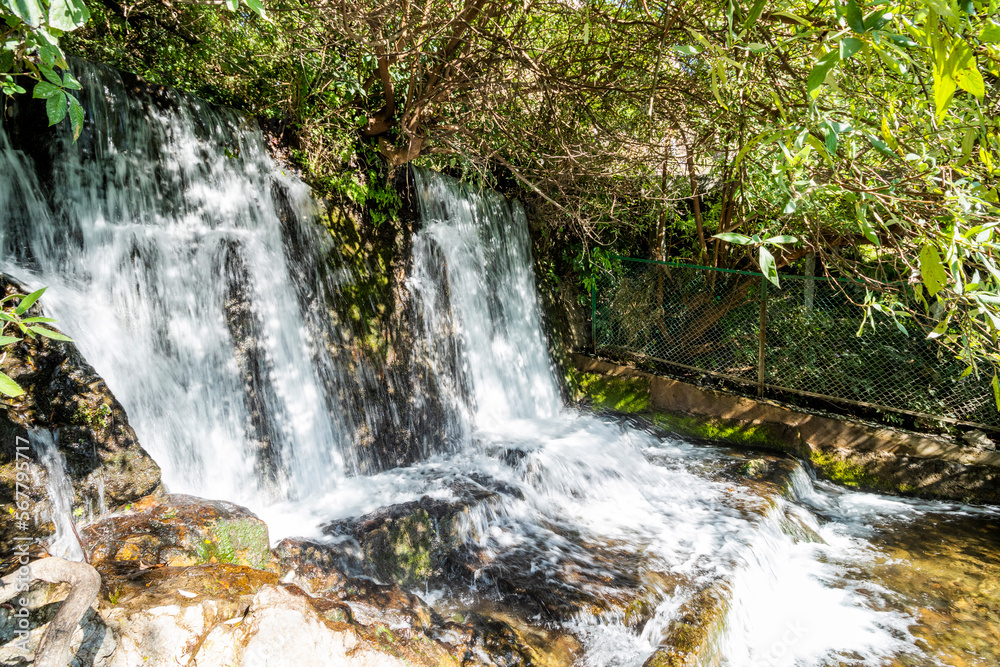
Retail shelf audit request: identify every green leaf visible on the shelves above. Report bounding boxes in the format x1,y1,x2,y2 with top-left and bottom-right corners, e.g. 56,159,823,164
867,134,896,159
957,64,985,99
860,217,880,245
807,50,841,98
993,374,1000,411
927,317,949,339
46,94,68,126
783,197,798,214
28,326,72,341
742,0,767,32
38,64,62,85
673,45,702,56
243,0,265,17
840,37,864,60
15,287,46,315
934,72,957,119
0,335,21,345
759,246,780,287
863,9,891,31
68,95,84,140
710,62,728,110
2,0,45,27
919,245,948,297
765,235,797,245
843,0,864,33
885,33,918,47
980,22,1000,43
712,232,752,244
0,372,24,398
32,80,62,99
732,131,773,169
61,71,81,90
772,11,810,25
824,127,838,154
36,42,66,69
225,0,237,9
47,0,90,31
20,317,56,323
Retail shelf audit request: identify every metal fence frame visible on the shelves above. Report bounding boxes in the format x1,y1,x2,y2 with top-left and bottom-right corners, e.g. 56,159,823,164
592,255,1000,432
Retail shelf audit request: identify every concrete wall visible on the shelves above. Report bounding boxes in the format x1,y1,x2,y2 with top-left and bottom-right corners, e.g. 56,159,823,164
573,354,1000,505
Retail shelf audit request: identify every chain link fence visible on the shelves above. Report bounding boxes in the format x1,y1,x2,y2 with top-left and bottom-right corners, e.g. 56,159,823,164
593,256,1000,430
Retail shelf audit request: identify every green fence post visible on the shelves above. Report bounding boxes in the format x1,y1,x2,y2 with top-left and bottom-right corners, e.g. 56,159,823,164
757,277,767,398
591,279,598,355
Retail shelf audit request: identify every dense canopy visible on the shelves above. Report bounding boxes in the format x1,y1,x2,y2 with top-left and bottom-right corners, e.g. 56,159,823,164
3,0,1000,404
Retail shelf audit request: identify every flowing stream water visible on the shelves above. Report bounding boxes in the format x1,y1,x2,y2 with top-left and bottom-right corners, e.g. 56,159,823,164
1,61,998,666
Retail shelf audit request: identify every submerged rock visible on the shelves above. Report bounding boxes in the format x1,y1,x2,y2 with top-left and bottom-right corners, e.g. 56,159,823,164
321,480,506,586
82,494,272,570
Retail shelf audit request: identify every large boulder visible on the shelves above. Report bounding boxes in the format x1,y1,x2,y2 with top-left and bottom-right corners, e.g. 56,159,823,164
82,494,272,570
273,537,576,667
0,553,553,666
0,276,161,556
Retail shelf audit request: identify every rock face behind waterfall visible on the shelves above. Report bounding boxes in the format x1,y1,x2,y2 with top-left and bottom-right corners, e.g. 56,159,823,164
0,276,161,554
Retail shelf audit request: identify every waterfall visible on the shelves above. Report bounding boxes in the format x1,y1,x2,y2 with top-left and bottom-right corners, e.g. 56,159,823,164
408,169,561,442
0,61,349,503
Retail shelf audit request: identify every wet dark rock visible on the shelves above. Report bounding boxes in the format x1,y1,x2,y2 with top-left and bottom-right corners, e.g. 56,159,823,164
82,494,271,570
273,536,578,667
321,481,505,586
0,276,161,555
273,537,433,632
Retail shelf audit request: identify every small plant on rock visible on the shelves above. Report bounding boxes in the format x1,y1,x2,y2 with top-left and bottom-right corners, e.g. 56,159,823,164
0,287,72,397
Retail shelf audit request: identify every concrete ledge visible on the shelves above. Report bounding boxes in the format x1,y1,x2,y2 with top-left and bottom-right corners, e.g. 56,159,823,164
573,354,1000,504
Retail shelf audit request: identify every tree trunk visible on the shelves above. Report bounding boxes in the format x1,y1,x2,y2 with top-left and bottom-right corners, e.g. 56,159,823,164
0,557,101,667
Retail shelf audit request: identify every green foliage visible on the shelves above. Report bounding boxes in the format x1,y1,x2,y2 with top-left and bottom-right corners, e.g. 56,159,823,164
47,0,1000,403
1,0,90,135
0,287,72,397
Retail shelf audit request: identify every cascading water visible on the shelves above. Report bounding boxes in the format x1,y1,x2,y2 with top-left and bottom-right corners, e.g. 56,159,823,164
31,429,87,562
1,61,996,667
408,170,562,433
0,61,349,503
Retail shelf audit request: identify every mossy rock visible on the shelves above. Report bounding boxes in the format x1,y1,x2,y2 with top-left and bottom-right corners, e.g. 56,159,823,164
642,583,730,667
576,372,651,412
83,494,272,570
